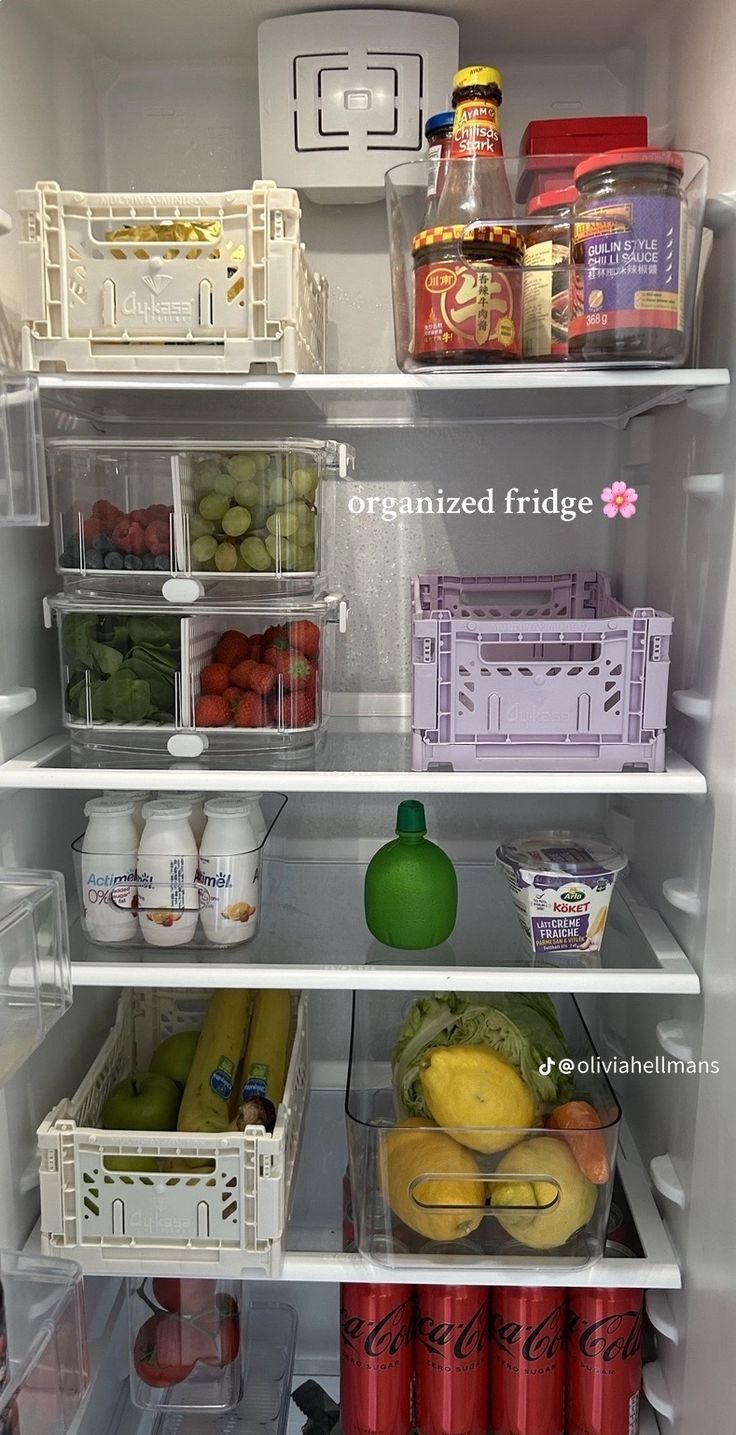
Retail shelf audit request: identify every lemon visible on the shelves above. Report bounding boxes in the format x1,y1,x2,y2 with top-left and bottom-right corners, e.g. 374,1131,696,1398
490,1136,597,1250
420,1046,537,1153
380,1117,486,1243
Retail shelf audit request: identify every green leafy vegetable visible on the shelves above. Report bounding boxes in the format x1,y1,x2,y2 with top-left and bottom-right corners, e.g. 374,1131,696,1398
392,992,572,1118
62,612,181,726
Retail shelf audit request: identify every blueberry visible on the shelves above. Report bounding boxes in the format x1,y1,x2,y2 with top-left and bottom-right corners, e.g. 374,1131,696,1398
84,548,104,570
65,534,81,558
141,554,156,571
123,554,143,570
104,552,125,569
59,553,77,569
154,555,170,571
93,534,114,555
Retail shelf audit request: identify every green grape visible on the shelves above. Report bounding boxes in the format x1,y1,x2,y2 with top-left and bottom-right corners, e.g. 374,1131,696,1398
233,479,260,509
221,505,252,537
264,533,279,562
281,538,300,571
188,513,215,540
291,466,319,499
194,459,221,486
240,536,272,571
251,451,271,472
199,492,230,522
269,476,293,507
227,453,257,482
234,553,249,572
266,509,298,539
215,541,238,573
299,544,316,570
213,473,237,497
248,503,268,531
191,535,218,564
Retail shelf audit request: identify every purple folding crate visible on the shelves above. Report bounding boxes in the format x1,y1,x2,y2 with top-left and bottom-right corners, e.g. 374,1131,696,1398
411,570,673,773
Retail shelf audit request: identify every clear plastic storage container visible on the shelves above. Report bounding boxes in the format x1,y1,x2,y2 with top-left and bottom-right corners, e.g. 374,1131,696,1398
44,591,348,758
38,988,308,1275
0,1250,89,1435
0,368,47,526
128,1277,247,1413
0,870,72,1084
345,991,621,1270
386,153,709,371
72,792,286,950
47,440,353,594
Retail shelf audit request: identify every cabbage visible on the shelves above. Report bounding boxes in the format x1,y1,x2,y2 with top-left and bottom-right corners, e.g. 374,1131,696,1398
392,992,572,1118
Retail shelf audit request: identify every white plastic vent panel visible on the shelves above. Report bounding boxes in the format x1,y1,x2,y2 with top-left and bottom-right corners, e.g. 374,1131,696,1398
259,9,459,203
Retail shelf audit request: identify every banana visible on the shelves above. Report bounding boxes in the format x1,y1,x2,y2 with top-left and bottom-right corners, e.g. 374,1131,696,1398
177,989,253,1133
231,989,291,1134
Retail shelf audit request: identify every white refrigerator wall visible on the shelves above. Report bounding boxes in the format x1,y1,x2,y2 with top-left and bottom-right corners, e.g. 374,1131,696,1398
0,2,735,1432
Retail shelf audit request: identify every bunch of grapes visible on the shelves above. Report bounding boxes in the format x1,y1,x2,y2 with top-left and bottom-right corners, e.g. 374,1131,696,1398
188,452,318,576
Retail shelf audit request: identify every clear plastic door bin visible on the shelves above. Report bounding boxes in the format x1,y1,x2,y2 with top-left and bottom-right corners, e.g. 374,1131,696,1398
0,1250,89,1435
0,870,72,1084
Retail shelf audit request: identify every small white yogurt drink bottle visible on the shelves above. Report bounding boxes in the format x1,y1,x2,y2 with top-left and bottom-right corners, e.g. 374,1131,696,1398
157,791,206,846
137,799,198,947
81,796,139,943
197,797,261,946
105,790,151,837
240,793,267,848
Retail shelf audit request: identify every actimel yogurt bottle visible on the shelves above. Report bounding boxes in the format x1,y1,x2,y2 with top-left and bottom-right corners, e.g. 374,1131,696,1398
197,797,261,946
137,799,198,947
80,796,138,943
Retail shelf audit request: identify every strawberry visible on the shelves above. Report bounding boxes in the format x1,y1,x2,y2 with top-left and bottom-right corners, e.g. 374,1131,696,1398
287,619,320,658
112,518,146,556
270,648,312,691
248,663,276,695
231,659,257,690
248,636,265,663
276,690,315,728
233,693,269,728
200,663,231,696
145,519,171,556
214,630,251,668
222,685,242,712
194,695,231,727
262,624,288,648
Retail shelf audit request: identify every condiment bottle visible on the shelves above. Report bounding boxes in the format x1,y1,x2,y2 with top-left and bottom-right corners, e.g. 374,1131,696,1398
522,186,576,359
423,110,454,227
364,800,457,949
435,65,515,229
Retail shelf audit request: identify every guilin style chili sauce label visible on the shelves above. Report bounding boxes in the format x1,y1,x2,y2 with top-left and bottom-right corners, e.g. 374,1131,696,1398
571,194,686,339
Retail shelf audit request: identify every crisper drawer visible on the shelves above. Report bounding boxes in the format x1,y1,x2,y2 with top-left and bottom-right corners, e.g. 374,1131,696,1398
47,439,353,595
44,592,348,757
0,1250,88,1435
37,988,308,1276
346,991,621,1272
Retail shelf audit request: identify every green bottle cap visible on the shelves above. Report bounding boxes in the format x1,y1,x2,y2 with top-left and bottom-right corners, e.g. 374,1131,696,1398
396,800,427,835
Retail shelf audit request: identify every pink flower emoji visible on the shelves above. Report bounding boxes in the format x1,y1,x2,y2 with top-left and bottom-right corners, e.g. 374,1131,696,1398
601,480,638,519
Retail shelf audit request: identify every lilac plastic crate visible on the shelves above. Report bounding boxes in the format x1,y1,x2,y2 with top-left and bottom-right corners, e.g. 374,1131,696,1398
411,570,673,773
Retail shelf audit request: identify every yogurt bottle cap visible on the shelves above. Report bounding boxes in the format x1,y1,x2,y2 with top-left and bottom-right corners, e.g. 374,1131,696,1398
142,798,193,820
497,831,628,879
203,796,257,817
84,795,135,818
105,789,150,804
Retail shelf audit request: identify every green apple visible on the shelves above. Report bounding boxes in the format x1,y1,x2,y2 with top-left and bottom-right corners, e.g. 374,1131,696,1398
150,1030,200,1091
101,1071,181,1132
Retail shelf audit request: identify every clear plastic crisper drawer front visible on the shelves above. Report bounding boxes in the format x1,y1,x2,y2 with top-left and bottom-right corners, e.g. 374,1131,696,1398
0,1249,89,1435
0,369,47,525
0,869,72,1084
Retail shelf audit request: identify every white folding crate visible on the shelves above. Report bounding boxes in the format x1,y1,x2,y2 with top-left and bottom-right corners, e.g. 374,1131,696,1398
19,181,327,374
37,988,308,1276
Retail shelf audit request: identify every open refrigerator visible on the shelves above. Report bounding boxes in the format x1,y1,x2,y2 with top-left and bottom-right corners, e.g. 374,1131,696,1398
0,0,735,1433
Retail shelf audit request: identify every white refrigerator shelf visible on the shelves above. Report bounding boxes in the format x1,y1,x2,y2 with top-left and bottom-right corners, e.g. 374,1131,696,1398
69,863,699,995
38,368,731,429
0,729,708,795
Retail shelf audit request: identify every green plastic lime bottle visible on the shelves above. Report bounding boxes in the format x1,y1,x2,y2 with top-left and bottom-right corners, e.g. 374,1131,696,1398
364,800,458,949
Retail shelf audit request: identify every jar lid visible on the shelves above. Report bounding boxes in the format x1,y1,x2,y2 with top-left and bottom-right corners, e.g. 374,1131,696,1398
453,64,503,92
527,185,578,215
496,831,629,878
412,224,525,255
84,795,135,818
574,146,685,184
425,110,454,137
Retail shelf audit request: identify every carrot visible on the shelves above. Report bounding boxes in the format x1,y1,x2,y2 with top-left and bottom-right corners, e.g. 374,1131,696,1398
547,1101,609,1184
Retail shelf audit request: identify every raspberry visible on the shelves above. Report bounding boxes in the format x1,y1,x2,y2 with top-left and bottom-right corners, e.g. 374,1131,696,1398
248,663,276,695
82,516,104,543
200,663,231,695
287,620,320,658
112,518,146,556
231,659,257,690
92,499,123,528
233,693,269,728
194,695,231,727
214,630,251,667
145,519,171,556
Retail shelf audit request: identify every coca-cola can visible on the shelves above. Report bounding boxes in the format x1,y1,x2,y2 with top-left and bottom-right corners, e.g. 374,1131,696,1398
415,1286,490,1435
566,1287,643,1435
340,1283,414,1435
489,1287,565,1435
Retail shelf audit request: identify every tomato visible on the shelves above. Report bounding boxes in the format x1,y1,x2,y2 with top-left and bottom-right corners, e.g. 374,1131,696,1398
198,1295,241,1367
133,1313,218,1388
151,1277,218,1316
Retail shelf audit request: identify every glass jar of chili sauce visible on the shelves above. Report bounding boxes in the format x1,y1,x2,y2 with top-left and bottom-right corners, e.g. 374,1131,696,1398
522,186,576,359
570,147,687,361
411,224,525,364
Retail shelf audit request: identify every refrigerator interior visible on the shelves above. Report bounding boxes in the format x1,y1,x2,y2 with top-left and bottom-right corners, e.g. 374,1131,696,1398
0,0,735,1432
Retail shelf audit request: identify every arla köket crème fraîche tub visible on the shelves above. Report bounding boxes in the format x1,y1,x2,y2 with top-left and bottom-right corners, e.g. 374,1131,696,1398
496,832,629,961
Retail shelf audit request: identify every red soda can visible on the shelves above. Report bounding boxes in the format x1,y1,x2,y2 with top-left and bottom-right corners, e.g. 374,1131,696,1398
340,1284,414,1435
489,1287,565,1435
415,1285,490,1435
566,1287,643,1435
